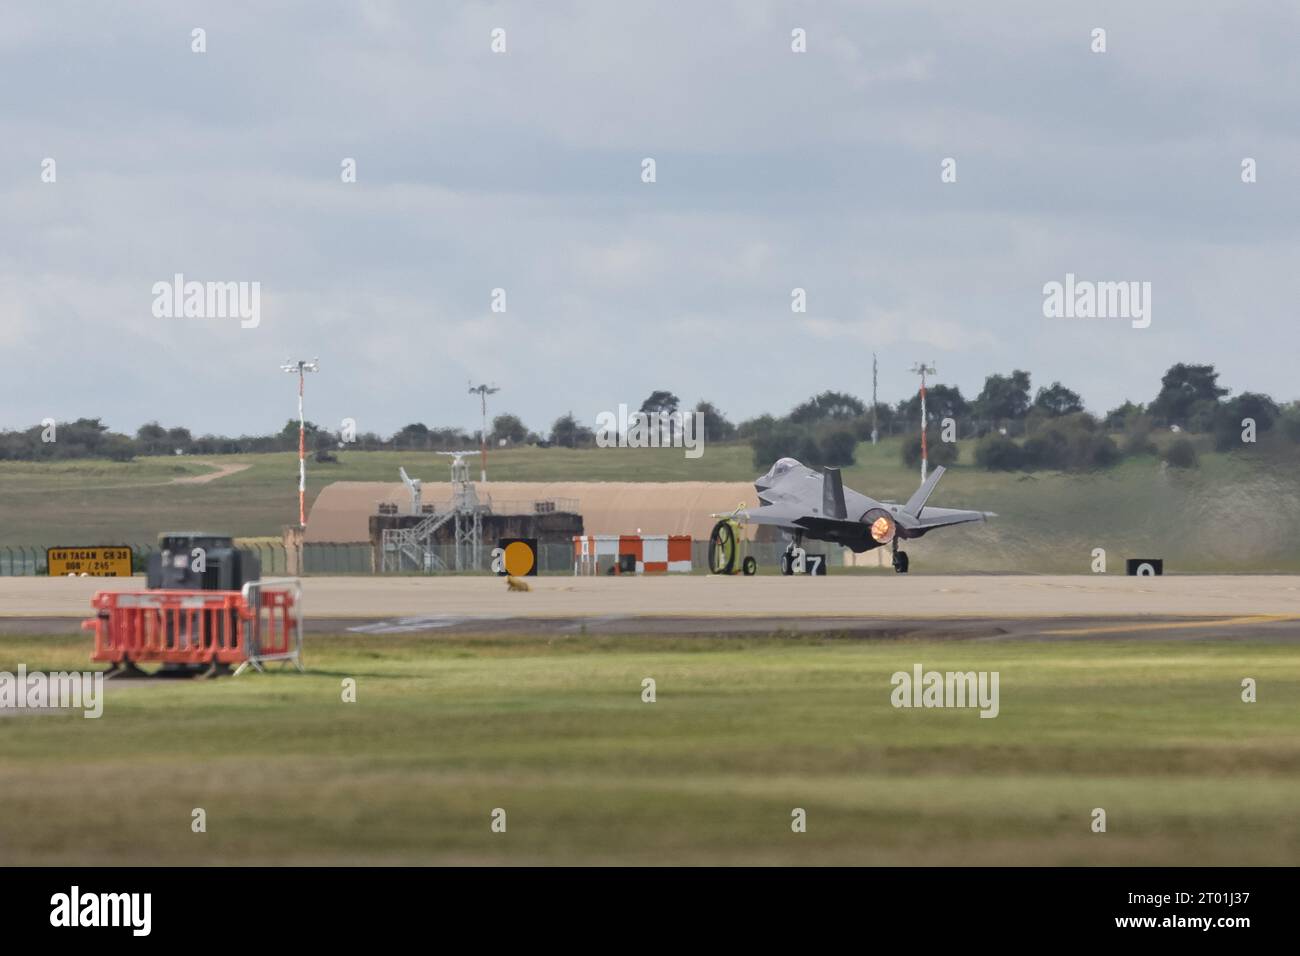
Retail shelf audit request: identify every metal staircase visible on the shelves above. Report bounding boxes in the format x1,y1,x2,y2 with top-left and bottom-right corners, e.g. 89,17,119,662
379,453,489,573
381,508,457,572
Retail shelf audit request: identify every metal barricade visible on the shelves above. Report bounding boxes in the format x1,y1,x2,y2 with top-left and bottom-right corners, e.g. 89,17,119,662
81,579,303,675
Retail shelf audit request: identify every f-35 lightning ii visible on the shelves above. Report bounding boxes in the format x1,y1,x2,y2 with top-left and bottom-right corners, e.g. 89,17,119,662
716,457,995,574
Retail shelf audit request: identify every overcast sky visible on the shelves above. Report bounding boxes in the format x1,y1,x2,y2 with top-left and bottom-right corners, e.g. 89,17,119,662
3,1,1298,438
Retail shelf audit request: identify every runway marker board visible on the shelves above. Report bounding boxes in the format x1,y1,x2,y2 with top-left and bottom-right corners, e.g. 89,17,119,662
47,546,132,577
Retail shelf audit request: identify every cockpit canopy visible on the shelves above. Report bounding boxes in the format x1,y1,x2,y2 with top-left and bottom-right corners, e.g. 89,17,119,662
756,457,801,489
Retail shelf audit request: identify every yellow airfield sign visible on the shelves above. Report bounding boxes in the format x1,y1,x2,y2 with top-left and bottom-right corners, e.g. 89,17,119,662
46,546,133,577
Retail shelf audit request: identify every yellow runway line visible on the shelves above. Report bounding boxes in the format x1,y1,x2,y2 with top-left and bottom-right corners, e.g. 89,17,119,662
1040,614,1299,636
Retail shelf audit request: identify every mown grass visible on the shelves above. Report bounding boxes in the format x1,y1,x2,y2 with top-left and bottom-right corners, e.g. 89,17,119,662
1,632,1297,865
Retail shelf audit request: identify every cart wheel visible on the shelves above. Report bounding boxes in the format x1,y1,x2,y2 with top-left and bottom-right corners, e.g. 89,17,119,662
742,556,757,576
708,519,737,575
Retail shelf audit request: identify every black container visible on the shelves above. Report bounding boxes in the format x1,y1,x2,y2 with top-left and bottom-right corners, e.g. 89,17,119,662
146,532,261,591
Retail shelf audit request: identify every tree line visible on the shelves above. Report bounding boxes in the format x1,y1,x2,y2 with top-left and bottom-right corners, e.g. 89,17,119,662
3,364,1297,473
740,363,1299,473
0,391,737,462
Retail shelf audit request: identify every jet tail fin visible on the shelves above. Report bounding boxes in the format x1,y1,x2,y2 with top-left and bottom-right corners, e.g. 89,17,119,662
904,465,945,517
822,467,847,519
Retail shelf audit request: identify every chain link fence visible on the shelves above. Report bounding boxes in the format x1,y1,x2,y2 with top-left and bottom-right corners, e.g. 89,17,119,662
302,543,372,574
376,542,574,575
0,539,859,576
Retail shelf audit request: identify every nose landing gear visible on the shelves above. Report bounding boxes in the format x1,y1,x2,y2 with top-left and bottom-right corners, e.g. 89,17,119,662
780,533,804,576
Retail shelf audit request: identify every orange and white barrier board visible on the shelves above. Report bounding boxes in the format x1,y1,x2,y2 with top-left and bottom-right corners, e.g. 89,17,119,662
573,534,692,574
82,580,303,674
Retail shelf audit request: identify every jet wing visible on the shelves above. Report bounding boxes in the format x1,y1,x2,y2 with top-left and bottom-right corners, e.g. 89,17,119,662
730,505,804,529
904,506,994,531
732,460,995,539
731,505,990,537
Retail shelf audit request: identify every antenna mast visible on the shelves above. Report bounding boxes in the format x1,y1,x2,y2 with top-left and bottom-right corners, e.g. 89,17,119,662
280,358,320,527
871,353,879,445
467,382,500,483
909,361,936,483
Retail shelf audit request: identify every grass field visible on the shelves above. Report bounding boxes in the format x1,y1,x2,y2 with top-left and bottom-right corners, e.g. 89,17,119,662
3,439,1300,571
0,446,770,542
2,631,1298,865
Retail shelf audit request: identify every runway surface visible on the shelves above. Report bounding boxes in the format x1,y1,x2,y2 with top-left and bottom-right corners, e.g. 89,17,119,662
2,574,1299,641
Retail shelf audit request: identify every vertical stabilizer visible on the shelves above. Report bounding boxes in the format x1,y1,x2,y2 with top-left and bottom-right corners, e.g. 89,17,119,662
822,467,848,519
904,465,945,517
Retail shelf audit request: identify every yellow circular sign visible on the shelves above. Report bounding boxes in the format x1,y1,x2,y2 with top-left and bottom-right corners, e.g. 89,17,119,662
503,540,535,576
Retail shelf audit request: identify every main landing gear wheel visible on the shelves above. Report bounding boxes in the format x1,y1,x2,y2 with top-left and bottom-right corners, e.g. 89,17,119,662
708,519,737,575
780,551,793,576
892,550,909,574
742,556,757,576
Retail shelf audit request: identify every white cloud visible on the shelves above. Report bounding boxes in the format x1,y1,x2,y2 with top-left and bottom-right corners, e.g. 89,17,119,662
1,0,1297,435
801,314,999,352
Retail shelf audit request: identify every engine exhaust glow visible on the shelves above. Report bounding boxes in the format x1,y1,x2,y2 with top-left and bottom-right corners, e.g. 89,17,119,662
867,512,896,544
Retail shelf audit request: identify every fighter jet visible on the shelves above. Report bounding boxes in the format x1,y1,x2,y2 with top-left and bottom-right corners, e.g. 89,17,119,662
723,457,994,573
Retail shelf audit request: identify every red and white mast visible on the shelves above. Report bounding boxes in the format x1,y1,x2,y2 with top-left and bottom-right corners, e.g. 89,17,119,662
910,362,936,483
281,358,320,527
467,382,500,483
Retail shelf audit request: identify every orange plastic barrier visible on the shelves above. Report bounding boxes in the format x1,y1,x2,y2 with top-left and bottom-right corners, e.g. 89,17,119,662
244,584,300,667
83,584,301,671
